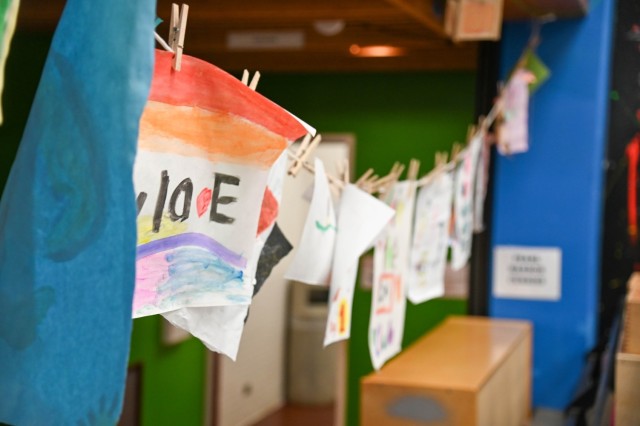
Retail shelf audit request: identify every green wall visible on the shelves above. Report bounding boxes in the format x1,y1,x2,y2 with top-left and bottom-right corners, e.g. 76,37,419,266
129,317,206,425
258,72,475,426
0,32,50,192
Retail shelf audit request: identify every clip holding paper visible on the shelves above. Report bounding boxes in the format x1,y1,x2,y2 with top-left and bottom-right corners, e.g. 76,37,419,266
407,158,421,181
169,3,189,71
241,70,261,91
288,134,321,176
338,158,350,185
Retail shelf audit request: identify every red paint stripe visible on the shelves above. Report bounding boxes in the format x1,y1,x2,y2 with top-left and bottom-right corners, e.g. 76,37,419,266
149,50,307,141
627,134,639,246
257,188,279,236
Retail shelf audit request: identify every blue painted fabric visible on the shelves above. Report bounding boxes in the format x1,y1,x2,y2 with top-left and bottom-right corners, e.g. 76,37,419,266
0,0,154,423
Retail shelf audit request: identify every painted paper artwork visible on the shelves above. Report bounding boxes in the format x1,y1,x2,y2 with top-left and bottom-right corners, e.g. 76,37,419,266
497,69,534,155
285,158,337,285
451,135,482,270
369,181,415,369
324,184,395,346
0,0,19,124
133,50,306,318
0,0,154,423
162,150,292,360
408,172,454,304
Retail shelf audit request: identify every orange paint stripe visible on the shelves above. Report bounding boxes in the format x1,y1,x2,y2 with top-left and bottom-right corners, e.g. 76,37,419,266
149,50,307,142
139,101,287,168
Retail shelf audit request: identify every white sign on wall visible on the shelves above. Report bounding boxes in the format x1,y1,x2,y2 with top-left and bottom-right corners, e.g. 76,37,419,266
493,246,562,301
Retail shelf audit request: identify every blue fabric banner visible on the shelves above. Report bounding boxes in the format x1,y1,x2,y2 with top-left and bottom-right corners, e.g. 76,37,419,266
0,0,154,423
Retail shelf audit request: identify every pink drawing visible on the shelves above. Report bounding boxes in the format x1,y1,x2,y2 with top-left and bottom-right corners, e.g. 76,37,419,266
197,187,212,217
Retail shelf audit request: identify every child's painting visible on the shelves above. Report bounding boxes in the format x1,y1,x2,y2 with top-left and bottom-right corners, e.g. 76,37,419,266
324,184,394,346
285,158,337,285
161,146,293,359
408,172,454,304
133,50,307,318
451,135,481,270
497,69,534,155
369,181,415,369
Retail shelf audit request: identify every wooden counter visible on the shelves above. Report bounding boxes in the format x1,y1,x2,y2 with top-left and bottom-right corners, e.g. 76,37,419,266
361,316,531,426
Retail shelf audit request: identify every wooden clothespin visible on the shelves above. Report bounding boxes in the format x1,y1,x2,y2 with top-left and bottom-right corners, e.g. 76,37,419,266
407,158,421,181
451,143,463,161
356,168,374,187
169,3,189,71
466,124,477,144
249,71,261,91
435,151,448,168
357,170,379,194
342,158,351,185
288,134,321,176
374,162,405,194
241,70,261,91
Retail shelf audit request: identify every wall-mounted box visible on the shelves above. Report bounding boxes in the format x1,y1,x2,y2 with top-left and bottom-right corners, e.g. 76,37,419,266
361,316,531,426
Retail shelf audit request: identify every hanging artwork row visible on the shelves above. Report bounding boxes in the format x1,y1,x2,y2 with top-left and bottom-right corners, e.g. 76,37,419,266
131,14,548,367
0,1,549,422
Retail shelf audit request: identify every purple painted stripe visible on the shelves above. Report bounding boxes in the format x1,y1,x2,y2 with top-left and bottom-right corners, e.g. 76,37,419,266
137,233,246,268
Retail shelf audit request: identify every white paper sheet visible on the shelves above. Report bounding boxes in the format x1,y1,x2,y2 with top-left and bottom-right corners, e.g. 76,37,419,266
497,69,533,155
369,181,415,370
324,184,395,346
132,52,306,318
451,135,481,270
407,172,454,304
285,158,337,285
163,152,289,360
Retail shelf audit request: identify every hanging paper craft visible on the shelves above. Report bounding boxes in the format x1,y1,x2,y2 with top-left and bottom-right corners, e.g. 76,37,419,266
324,184,395,346
497,69,535,155
133,50,306,318
408,172,454,304
451,135,482,270
0,0,19,124
369,181,415,369
285,158,337,285
473,132,490,232
0,0,154,423
163,151,290,360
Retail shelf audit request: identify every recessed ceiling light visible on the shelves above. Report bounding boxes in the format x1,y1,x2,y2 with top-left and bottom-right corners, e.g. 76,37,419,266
349,44,407,57
313,20,346,37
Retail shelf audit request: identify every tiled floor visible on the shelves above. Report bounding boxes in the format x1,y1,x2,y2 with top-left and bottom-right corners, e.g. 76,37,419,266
253,404,334,426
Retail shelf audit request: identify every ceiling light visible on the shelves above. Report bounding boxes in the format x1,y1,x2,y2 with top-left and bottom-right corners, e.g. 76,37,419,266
349,44,407,57
313,20,346,37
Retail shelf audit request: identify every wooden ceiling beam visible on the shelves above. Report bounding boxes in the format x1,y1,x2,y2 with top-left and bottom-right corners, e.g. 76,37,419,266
381,0,447,38
503,0,588,20
193,46,477,73
156,0,410,25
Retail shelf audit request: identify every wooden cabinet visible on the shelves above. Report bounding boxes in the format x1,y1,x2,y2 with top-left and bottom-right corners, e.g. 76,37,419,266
361,316,531,426
615,273,640,426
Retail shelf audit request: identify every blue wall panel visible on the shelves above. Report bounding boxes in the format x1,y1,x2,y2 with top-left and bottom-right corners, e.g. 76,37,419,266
490,0,614,409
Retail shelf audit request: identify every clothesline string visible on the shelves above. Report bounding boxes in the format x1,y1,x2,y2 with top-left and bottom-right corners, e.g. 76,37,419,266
152,22,538,194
